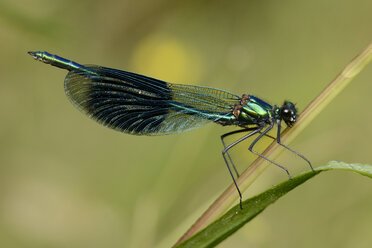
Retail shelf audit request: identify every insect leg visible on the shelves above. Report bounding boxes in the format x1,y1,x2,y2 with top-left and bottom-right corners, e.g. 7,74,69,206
248,122,292,179
222,127,263,209
275,120,314,171
221,127,258,178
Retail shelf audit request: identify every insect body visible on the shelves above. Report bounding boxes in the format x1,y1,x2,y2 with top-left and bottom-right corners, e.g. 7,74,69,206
29,51,312,208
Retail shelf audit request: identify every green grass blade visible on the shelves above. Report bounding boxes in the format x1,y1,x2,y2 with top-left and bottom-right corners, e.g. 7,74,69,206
176,161,372,248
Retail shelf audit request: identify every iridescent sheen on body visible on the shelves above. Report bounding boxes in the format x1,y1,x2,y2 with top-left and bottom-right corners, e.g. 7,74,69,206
28,51,276,135
29,51,312,209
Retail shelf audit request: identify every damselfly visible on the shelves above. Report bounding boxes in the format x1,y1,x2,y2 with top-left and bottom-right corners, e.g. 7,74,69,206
28,51,313,208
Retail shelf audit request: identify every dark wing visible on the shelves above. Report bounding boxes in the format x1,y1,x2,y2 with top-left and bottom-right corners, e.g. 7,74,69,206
64,65,240,135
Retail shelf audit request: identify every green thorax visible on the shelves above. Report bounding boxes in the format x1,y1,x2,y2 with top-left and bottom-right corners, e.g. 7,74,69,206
236,95,275,125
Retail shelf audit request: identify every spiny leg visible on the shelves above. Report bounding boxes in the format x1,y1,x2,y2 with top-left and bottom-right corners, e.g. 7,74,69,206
275,120,314,171
221,128,278,178
250,121,312,171
221,153,243,209
248,122,292,179
222,127,263,209
221,128,258,178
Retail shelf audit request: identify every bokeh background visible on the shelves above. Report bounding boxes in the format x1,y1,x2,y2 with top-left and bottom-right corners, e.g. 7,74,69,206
1,0,372,247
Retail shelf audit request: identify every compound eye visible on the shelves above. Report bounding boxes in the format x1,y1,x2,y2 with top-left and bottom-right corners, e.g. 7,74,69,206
281,101,297,126
282,107,292,118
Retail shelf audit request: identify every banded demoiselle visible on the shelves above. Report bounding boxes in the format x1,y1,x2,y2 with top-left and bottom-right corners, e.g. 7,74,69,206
28,51,313,208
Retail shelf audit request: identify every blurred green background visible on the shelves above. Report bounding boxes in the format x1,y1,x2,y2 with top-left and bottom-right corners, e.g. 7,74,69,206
1,0,372,247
